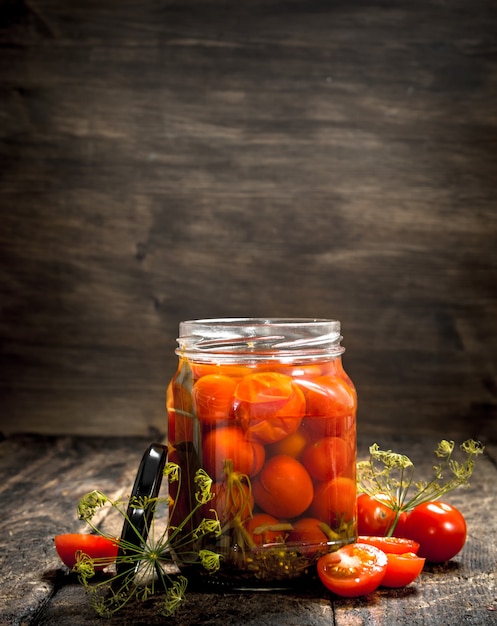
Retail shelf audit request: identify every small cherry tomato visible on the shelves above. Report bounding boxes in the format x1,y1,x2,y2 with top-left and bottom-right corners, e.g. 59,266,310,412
310,476,357,525
288,517,329,556
317,543,388,597
299,375,356,419
358,535,420,555
234,372,306,444
302,436,350,481
252,454,314,519
266,428,309,459
54,533,119,570
402,501,467,563
380,552,425,588
244,513,287,546
192,374,238,423
206,480,254,525
357,494,408,537
202,426,265,480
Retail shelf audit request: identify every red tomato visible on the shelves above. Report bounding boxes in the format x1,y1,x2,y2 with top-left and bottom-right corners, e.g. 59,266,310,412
381,552,425,588
299,375,356,418
202,426,265,480
401,502,467,563
302,436,350,481
266,428,309,459
54,533,119,570
288,517,329,556
206,481,254,525
192,374,238,424
191,363,254,379
358,535,420,555
166,378,194,443
244,513,286,546
317,543,388,597
234,372,306,444
252,455,314,519
310,476,357,525
357,494,408,537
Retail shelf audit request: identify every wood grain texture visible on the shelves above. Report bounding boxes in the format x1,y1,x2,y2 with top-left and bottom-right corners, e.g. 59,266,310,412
0,434,495,625
0,0,496,440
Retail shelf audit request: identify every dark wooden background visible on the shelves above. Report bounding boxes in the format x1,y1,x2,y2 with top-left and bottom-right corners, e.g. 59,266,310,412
1,0,496,442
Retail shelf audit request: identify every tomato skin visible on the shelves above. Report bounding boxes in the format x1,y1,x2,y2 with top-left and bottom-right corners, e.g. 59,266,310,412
266,428,309,459
380,552,425,588
205,481,254,525
202,426,265,480
235,372,306,444
288,517,328,556
54,533,119,570
302,436,350,481
401,502,467,563
358,535,420,555
310,476,357,525
192,374,238,424
357,494,408,537
317,543,388,597
252,454,314,519
244,513,286,546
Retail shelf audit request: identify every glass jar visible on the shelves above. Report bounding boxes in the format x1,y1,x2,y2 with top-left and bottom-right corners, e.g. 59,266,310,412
166,318,357,590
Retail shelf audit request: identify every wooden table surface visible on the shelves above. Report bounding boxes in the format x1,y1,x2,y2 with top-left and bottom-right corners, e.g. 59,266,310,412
1,433,495,626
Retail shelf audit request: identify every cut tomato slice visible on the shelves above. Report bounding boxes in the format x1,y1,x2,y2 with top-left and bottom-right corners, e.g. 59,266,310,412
317,543,388,597
55,533,119,570
381,552,425,588
358,535,420,555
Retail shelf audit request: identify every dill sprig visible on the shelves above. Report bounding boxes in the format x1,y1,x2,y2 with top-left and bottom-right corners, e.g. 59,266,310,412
357,439,484,536
72,462,222,618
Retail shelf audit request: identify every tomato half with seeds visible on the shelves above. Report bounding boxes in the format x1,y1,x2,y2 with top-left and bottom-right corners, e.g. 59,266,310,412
55,534,119,570
317,543,388,597
234,372,306,444
381,552,425,588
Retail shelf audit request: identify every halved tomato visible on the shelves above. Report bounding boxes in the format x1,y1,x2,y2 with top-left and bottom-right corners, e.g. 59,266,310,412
381,552,425,588
317,543,387,597
358,535,420,555
54,533,119,570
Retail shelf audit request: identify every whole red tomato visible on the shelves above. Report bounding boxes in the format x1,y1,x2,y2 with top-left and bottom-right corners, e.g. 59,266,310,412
202,426,265,480
192,374,238,424
401,502,467,563
302,436,350,481
310,476,356,525
252,454,314,518
357,493,408,537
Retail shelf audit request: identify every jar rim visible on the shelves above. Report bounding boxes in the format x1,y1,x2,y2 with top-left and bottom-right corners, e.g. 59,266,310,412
177,318,345,362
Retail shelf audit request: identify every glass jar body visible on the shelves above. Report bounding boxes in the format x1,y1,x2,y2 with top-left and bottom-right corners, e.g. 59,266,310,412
166,319,357,590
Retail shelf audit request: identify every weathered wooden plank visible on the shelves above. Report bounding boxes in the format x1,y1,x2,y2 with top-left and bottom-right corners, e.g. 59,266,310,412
0,435,495,625
0,0,496,441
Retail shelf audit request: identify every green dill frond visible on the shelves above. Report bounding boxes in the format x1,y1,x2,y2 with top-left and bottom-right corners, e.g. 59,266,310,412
199,549,223,572
159,576,188,617
357,438,485,535
77,490,109,522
